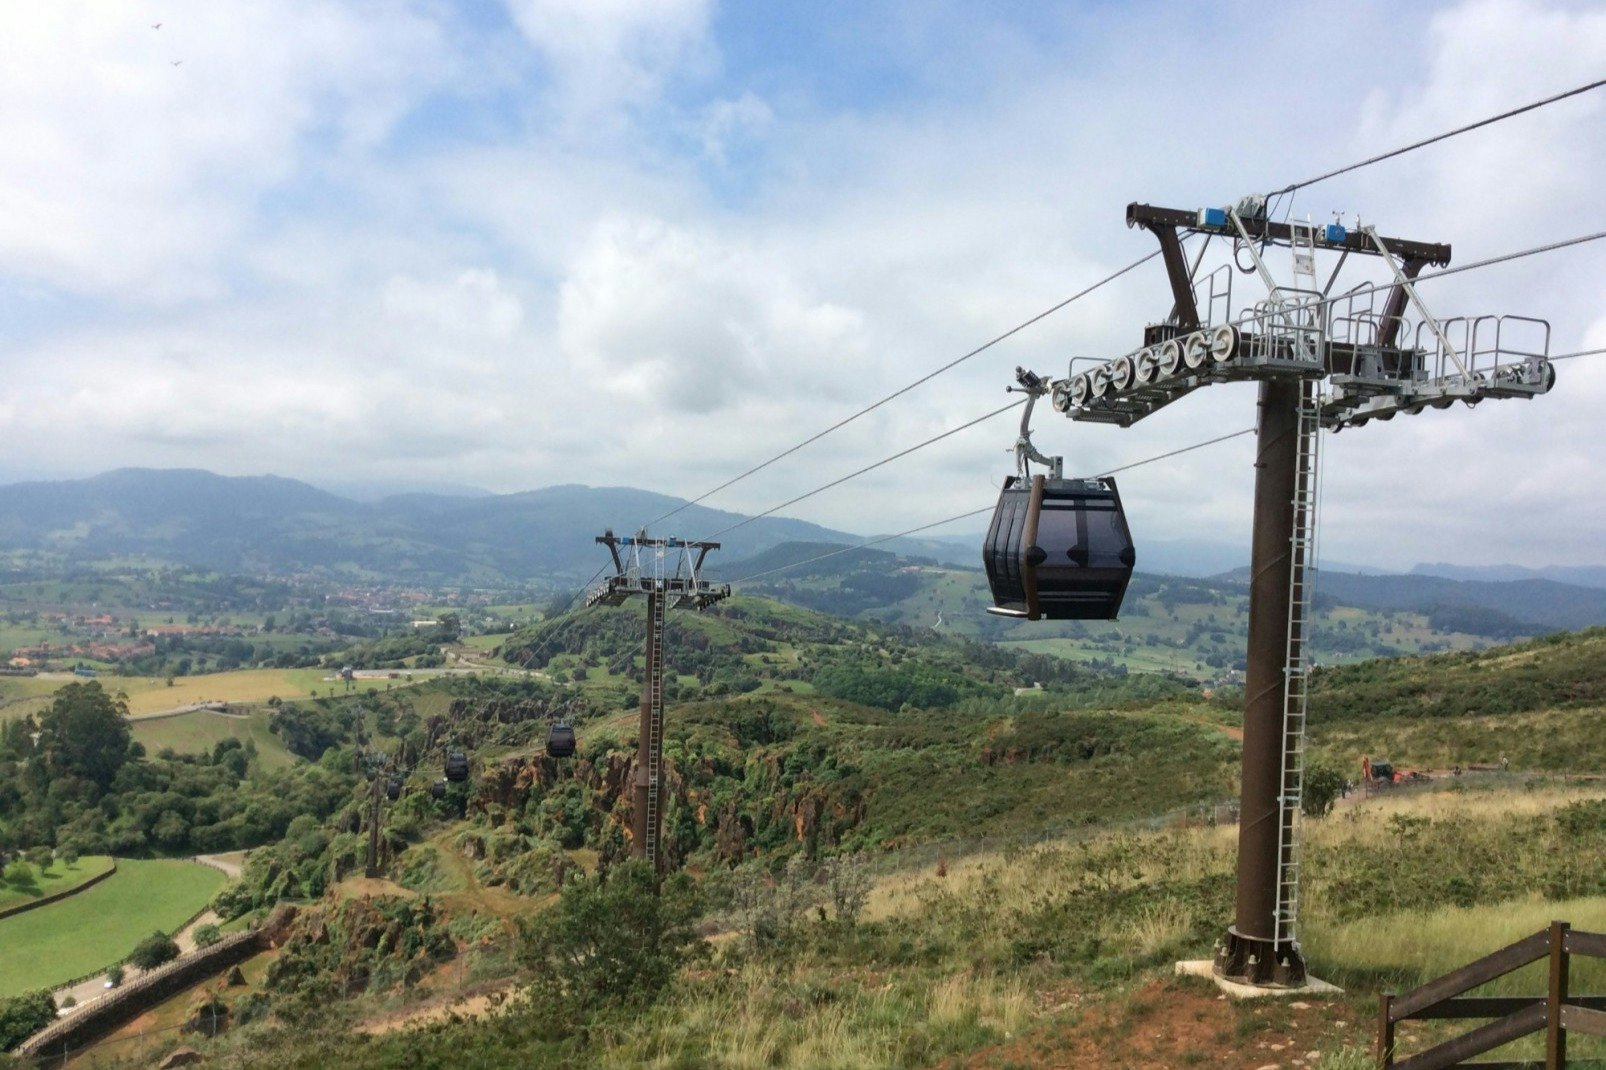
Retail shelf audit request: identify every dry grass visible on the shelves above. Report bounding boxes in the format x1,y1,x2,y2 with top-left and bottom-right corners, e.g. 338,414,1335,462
1306,895,1606,994
588,959,1035,1069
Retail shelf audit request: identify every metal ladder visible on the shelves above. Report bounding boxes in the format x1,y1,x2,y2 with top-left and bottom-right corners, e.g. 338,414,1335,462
1274,379,1321,949
643,586,666,868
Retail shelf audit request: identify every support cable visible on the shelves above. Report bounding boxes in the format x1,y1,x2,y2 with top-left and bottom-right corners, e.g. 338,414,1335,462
1548,346,1606,362
694,226,1600,553
646,252,1162,528
653,82,1604,538
700,398,1025,541
1272,77,1606,196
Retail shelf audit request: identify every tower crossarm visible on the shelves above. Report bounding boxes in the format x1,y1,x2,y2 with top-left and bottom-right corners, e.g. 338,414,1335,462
1047,202,1555,430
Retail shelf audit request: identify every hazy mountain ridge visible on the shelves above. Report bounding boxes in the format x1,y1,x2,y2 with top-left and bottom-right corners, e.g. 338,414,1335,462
0,469,972,583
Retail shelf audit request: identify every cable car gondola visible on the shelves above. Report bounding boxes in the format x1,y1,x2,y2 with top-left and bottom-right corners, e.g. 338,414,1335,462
546,720,576,759
444,749,469,783
430,779,447,800
385,774,403,801
983,369,1136,621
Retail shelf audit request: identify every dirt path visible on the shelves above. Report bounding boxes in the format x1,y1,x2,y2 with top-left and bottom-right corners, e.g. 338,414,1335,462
192,853,245,879
955,975,1362,1069
356,981,520,1035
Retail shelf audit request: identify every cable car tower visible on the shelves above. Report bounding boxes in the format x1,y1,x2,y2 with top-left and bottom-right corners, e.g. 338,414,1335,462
999,197,1557,988
588,531,730,873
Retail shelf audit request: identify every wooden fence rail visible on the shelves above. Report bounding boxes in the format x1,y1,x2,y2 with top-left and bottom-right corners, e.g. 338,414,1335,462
1380,921,1606,1069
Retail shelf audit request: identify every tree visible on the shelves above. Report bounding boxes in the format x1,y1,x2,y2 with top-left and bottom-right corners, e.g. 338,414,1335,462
1303,764,1347,819
128,931,180,971
0,990,56,1051
35,682,131,791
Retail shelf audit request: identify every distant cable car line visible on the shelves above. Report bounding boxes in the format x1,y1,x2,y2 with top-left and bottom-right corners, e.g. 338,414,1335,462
647,251,1164,529
699,397,1026,542
651,80,1605,531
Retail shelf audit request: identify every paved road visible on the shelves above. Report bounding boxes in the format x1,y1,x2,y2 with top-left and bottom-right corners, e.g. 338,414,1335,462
47,910,222,1020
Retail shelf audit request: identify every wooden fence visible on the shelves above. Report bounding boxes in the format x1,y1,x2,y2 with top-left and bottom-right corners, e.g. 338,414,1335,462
0,861,117,922
1379,920,1606,1069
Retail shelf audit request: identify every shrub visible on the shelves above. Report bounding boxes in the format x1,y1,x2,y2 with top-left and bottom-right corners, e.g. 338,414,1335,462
1303,764,1347,818
518,860,704,1015
3,861,34,889
106,965,124,986
128,931,180,971
192,923,222,948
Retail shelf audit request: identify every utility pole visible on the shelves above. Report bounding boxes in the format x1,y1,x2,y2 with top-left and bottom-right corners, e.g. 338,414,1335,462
589,531,729,874
1036,197,1558,988
364,764,384,878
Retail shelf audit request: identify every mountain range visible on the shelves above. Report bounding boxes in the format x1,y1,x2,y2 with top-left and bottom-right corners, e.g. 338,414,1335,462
0,471,1601,629
0,468,970,584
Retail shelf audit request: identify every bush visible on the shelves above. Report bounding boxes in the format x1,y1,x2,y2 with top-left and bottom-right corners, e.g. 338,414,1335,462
3,861,34,889
518,861,704,1016
128,931,180,971
192,923,222,948
1303,764,1347,819
0,990,56,1052
106,965,124,986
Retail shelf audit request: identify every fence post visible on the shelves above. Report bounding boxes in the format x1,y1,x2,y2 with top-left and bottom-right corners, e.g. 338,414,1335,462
1547,919,1570,1069
1378,991,1395,1068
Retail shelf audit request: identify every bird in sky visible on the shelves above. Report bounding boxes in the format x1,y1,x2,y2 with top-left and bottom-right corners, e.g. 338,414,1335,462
152,22,162,29
171,60,182,67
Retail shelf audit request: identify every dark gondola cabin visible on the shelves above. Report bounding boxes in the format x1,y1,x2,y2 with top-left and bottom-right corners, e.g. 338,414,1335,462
385,775,403,801
984,474,1135,620
430,779,447,800
547,720,576,759
445,750,469,783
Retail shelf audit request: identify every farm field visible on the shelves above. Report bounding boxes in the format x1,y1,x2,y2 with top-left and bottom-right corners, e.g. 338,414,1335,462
0,668,439,723
0,675,67,724
0,855,115,911
130,708,298,770
0,858,226,998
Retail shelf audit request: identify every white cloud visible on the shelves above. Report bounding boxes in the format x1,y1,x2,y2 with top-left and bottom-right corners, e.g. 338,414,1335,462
556,215,866,414
503,0,713,123
0,0,1600,571
698,91,773,164
0,1,448,300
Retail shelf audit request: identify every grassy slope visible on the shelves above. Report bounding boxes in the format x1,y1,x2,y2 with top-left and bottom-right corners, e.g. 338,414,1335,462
1307,627,1606,772
0,855,116,910
0,858,226,998
130,708,298,770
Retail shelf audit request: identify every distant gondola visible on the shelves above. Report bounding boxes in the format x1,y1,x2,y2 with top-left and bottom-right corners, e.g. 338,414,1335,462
385,774,403,801
546,720,576,759
444,749,469,783
984,474,1135,620
430,779,447,800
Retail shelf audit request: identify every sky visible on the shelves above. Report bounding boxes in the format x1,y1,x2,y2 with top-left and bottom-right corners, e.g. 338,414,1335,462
0,0,1602,572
